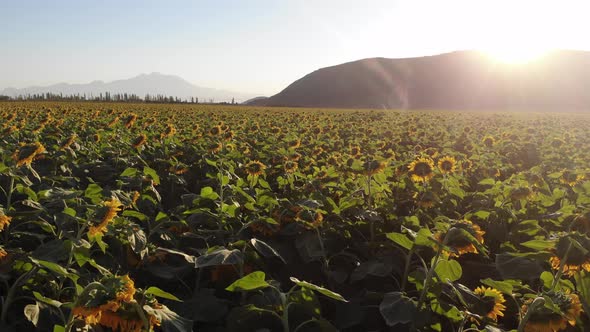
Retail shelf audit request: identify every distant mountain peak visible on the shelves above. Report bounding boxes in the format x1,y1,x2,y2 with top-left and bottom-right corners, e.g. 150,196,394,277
1,74,257,102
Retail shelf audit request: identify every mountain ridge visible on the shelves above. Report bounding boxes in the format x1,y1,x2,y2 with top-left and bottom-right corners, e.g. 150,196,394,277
1,73,256,103
253,50,590,110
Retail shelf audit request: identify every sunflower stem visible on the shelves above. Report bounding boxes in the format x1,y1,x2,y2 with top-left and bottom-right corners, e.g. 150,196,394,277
417,232,447,310
401,246,415,292
550,242,572,291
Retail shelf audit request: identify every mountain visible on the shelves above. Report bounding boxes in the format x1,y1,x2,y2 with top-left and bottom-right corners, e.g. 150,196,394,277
253,50,590,110
1,73,255,103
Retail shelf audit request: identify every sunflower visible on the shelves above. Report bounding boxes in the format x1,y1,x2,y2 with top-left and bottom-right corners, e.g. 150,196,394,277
161,124,176,138
284,161,298,174
249,221,279,237
124,114,137,128
435,220,485,257
115,275,136,303
522,292,582,332
287,139,301,149
60,134,77,150
413,191,438,208
510,187,534,201
0,214,11,232
88,198,123,238
349,145,362,158
363,160,386,176
92,133,101,142
549,233,590,276
207,142,223,154
13,142,46,167
438,156,457,174
560,170,585,187
0,247,7,260
482,136,495,147
244,160,266,177
473,287,506,322
107,116,119,127
131,134,147,148
408,157,435,182
295,209,324,229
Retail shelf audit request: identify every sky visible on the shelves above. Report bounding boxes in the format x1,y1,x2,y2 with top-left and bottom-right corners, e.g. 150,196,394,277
1,0,589,96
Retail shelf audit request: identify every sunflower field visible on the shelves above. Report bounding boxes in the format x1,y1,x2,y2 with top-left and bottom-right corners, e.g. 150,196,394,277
1,101,590,332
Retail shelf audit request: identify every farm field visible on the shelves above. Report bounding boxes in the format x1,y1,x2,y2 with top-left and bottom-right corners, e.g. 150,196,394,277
1,101,590,331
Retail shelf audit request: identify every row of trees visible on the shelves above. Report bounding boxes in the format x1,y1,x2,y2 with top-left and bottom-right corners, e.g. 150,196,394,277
0,93,238,104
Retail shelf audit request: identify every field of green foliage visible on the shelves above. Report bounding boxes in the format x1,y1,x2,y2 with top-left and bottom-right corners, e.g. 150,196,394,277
1,101,590,332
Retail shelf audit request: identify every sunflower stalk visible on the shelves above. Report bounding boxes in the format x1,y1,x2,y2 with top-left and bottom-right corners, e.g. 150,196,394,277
417,231,448,310
550,242,572,291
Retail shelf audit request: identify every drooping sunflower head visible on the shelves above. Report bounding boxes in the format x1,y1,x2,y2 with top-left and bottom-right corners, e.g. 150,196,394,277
244,160,266,177
413,191,438,209
363,160,386,176
0,213,11,232
522,292,582,332
473,287,506,322
295,209,324,229
560,170,585,187
131,134,147,149
438,156,457,174
550,233,590,276
408,157,435,182
510,186,535,201
207,141,223,154
436,219,485,257
88,198,123,238
13,142,46,167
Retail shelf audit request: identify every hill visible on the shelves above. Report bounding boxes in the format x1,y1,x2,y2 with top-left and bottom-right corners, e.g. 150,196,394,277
1,73,255,103
253,50,590,110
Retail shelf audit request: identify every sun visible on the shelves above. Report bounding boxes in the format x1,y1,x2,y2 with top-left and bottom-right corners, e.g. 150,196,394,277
480,46,550,64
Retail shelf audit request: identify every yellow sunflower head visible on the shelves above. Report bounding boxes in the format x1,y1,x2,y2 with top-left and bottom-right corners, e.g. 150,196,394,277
482,136,495,148
473,287,506,322
131,134,147,149
13,142,46,167
438,156,457,174
408,157,435,182
244,160,266,177
284,161,298,174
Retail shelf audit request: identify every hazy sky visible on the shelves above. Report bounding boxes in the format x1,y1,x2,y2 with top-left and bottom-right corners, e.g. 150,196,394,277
1,0,589,95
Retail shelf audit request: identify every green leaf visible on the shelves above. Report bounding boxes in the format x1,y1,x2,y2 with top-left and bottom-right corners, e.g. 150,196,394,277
200,186,219,200
540,271,554,289
62,207,76,217
143,166,160,185
250,238,286,263
145,287,182,302
386,232,413,250
122,210,148,222
53,326,66,332
290,277,347,302
120,167,138,177
225,271,270,292
478,178,496,186
435,259,462,282
480,278,513,295
379,292,417,326
84,183,103,202
521,239,554,251
33,291,62,308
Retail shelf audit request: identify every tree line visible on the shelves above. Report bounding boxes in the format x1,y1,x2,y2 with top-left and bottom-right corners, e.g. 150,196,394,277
0,92,238,104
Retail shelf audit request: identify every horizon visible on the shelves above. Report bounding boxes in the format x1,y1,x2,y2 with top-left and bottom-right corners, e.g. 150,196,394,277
2,0,590,96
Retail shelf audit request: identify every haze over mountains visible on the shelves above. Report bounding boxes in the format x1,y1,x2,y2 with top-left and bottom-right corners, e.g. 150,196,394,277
0,72,255,103
250,50,590,110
